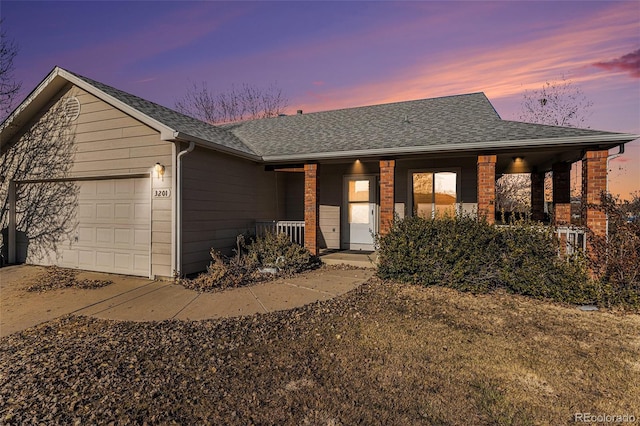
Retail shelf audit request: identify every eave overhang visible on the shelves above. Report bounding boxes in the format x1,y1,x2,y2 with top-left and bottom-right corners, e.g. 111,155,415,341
260,133,639,163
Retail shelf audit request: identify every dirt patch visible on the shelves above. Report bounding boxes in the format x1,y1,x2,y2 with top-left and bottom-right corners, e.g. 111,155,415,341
1,279,638,424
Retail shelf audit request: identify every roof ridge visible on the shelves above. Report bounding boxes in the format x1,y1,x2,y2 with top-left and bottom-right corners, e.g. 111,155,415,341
281,92,490,118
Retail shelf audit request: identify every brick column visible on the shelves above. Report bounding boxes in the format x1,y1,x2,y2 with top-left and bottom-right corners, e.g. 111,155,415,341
552,162,571,226
582,150,608,237
379,160,395,235
304,164,319,255
477,155,497,224
530,171,545,222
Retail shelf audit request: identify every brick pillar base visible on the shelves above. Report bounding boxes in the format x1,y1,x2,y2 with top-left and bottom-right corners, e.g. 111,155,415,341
552,162,571,226
304,164,319,255
582,150,608,238
530,171,545,222
379,160,395,235
477,155,497,224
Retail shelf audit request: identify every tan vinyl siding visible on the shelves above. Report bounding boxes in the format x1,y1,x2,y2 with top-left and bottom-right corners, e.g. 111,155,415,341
318,163,356,250
181,147,279,274
319,205,340,249
66,85,173,277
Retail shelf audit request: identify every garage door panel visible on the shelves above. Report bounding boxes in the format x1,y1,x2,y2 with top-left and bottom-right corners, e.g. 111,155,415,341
97,180,114,195
78,250,95,267
78,227,96,245
96,227,113,244
96,203,114,220
96,251,115,268
115,179,134,195
27,177,151,277
115,253,132,270
114,228,131,245
80,181,97,197
134,229,149,246
134,254,149,273
134,203,150,221
60,248,77,265
114,203,131,220
79,204,95,220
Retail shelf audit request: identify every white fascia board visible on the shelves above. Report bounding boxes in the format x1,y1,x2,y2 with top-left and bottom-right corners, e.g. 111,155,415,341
55,68,177,138
171,131,263,162
261,133,640,162
0,67,62,138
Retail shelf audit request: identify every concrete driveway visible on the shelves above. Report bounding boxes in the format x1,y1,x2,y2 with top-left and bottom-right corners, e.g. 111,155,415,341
0,265,374,337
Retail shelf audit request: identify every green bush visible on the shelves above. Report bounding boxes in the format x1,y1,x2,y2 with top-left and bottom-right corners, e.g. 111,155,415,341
377,214,597,305
377,214,501,292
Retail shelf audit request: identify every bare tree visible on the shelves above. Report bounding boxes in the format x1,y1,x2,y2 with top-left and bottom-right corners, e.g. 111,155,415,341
496,173,531,215
0,19,22,122
519,75,593,128
497,76,593,219
1,100,78,263
175,81,288,124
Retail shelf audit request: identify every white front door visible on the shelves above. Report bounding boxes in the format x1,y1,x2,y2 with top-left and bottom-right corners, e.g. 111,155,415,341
343,175,377,250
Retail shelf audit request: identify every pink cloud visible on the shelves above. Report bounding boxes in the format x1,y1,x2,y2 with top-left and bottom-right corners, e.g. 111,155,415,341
292,2,639,113
593,49,640,78
312,81,325,86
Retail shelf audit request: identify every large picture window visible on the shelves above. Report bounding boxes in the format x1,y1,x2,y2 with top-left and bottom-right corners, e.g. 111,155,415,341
412,171,457,218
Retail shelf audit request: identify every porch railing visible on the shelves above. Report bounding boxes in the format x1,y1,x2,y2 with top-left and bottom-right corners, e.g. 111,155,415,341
255,220,305,246
556,226,586,255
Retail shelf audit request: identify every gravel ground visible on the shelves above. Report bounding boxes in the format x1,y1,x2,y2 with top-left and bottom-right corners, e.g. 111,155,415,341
1,280,379,425
2,277,639,425
26,266,113,292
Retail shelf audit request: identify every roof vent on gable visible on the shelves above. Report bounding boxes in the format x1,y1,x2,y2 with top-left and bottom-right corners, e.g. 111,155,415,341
62,96,81,121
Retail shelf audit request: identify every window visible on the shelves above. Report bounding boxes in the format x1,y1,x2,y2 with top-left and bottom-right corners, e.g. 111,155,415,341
348,179,370,224
412,171,457,218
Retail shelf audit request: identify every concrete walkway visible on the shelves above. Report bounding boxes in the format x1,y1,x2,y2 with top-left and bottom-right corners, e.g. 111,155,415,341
0,265,374,337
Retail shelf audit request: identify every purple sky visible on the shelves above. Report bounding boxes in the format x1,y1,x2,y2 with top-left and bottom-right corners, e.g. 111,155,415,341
3,1,639,196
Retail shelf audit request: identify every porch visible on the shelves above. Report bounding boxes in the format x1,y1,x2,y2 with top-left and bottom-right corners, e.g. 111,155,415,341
255,220,377,268
260,148,610,257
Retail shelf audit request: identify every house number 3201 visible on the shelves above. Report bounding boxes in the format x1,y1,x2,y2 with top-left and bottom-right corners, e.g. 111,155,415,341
153,189,171,198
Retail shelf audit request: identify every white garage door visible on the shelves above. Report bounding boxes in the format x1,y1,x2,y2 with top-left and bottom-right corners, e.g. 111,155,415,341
58,178,151,276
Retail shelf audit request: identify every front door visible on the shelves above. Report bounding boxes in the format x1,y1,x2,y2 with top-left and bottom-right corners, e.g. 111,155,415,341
343,175,377,250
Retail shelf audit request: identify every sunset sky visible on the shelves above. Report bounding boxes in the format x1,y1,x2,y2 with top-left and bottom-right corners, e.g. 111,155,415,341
3,1,639,197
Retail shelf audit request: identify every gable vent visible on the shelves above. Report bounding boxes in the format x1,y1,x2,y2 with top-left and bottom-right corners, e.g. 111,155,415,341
63,96,81,121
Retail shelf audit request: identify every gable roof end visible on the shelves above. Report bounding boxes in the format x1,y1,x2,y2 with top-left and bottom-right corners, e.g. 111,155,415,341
0,67,260,160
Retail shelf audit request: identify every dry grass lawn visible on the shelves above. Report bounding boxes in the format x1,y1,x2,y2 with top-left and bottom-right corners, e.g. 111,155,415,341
1,278,639,424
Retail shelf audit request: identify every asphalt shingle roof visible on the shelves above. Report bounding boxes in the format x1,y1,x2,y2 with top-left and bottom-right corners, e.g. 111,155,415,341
223,93,618,159
67,71,258,157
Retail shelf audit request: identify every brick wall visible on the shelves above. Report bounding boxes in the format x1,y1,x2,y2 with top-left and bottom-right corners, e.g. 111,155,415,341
379,160,395,235
477,155,497,224
552,162,571,225
530,171,545,221
304,164,319,255
582,150,608,237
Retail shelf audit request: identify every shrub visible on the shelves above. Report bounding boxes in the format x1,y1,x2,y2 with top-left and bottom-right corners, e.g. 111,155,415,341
180,232,319,292
377,214,501,292
247,231,320,274
585,192,640,308
377,214,596,305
